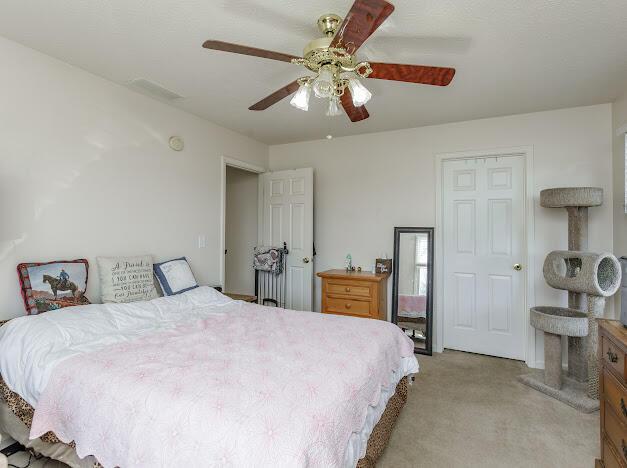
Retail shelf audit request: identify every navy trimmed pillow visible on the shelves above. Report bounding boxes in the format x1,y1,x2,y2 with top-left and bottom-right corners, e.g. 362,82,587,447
153,257,199,296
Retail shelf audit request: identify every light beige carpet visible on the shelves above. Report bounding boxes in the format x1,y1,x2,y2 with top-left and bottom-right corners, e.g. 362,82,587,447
379,350,599,468
12,350,598,468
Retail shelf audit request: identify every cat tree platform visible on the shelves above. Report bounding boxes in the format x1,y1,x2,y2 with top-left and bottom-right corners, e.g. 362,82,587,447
519,306,598,412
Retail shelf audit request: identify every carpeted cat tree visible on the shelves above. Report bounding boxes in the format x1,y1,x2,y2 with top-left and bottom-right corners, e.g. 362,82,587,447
519,187,622,412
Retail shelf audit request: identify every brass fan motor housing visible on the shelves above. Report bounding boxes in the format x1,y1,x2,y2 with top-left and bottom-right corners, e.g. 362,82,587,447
301,38,357,73
301,14,358,73
317,14,342,36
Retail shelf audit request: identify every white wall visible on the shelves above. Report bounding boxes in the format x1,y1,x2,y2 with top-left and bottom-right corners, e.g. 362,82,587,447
270,104,614,365
0,37,268,319
611,89,627,316
225,166,258,295
613,91,627,256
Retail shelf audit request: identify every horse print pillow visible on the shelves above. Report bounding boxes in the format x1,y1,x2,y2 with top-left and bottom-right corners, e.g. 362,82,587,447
17,259,91,315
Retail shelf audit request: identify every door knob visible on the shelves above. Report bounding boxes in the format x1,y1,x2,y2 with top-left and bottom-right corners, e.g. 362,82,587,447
513,264,522,271
303,257,310,264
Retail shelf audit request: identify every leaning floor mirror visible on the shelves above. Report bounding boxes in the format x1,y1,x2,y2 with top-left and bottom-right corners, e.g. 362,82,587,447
392,227,434,355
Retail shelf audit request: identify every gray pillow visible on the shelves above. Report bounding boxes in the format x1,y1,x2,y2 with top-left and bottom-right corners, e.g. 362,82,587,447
97,255,158,303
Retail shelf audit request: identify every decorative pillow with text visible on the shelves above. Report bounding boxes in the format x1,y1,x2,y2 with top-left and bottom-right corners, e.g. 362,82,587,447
97,255,158,303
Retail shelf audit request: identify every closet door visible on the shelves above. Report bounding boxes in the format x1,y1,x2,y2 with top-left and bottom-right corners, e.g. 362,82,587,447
442,155,526,360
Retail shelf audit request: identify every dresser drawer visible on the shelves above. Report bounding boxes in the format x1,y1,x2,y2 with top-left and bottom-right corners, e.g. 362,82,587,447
605,369,627,425
326,281,372,298
604,336,626,380
604,437,625,468
604,402,627,466
325,297,371,317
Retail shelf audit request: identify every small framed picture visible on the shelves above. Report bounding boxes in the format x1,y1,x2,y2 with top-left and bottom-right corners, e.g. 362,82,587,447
375,259,392,275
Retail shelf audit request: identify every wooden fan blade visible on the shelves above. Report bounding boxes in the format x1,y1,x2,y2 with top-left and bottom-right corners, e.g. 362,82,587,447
368,63,456,86
202,40,300,63
249,81,301,111
331,0,395,53
341,91,370,122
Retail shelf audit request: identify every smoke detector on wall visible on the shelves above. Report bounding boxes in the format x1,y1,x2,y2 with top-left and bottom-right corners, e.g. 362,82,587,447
169,136,184,151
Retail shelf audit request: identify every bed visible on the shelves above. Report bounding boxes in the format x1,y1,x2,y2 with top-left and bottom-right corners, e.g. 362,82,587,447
0,287,418,467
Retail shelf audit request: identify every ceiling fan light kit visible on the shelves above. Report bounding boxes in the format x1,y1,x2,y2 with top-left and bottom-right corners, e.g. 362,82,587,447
202,0,456,123
326,97,343,117
347,77,372,107
290,82,312,111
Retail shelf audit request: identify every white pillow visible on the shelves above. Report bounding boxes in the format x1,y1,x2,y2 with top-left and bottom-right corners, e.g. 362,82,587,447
153,257,199,296
97,255,158,303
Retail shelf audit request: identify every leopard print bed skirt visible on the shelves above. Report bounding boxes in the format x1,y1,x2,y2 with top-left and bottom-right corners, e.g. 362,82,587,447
0,320,409,467
0,375,64,446
356,376,409,468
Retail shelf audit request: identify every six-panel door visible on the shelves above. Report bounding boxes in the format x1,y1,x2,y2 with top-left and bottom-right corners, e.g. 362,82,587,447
442,155,526,360
259,168,314,311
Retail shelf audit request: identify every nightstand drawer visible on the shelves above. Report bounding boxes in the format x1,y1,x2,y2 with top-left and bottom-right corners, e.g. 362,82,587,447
605,369,627,425
325,297,371,317
604,336,626,380
326,281,371,298
604,402,627,466
604,437,624,468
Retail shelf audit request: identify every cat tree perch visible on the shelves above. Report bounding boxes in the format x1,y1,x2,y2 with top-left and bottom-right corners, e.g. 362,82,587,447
520,187,621,412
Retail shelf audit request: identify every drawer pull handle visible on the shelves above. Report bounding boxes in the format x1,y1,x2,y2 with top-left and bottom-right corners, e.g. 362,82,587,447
622,439,627,459
345,303,352,309
345,287,351,292
622,398,627,418
607,349,619,363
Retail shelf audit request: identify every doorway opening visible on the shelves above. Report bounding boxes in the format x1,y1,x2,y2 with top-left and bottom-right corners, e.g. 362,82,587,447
220,157,264,295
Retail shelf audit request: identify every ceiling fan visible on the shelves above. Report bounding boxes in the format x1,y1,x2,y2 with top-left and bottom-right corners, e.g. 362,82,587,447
202,0,455,122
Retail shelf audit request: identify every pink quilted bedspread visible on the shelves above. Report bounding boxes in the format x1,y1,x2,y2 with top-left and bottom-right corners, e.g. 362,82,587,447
30,303,415,467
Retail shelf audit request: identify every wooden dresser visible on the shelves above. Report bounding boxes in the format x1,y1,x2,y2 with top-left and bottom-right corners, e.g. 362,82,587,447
598,319,627,467
317,269,388,320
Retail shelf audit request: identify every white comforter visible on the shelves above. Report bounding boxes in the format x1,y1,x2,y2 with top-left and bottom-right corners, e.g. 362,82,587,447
0,287,418,467
0,287,233,407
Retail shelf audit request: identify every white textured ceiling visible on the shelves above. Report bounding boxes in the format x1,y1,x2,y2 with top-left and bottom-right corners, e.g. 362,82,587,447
2,0,627,144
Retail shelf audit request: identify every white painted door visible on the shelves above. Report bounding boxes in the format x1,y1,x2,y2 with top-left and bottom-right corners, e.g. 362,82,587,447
259,168,314,311
442,155,526,360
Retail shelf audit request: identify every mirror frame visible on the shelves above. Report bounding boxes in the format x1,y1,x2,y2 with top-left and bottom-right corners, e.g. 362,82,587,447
392,227,434,355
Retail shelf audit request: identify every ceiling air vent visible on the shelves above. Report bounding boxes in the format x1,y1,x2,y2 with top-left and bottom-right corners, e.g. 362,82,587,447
128,79,184,101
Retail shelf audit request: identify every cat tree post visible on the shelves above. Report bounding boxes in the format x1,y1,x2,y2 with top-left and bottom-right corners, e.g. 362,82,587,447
540,188,603,382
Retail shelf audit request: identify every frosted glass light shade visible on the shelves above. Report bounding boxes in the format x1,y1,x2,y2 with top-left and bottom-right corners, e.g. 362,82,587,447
313,66,334,99
326,98,342,117
348,77,372,107
290,83,311,111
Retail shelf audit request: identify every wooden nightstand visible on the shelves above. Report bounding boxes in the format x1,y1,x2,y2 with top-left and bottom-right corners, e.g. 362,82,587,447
598,319,627,468
317,269,388,320
224,293,257,303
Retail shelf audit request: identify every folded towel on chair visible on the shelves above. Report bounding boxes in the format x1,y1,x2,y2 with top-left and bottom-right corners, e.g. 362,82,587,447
253,246,284,275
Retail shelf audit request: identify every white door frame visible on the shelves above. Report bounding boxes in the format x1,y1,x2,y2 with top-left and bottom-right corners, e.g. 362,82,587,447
219,156,265,289
434,146,536,368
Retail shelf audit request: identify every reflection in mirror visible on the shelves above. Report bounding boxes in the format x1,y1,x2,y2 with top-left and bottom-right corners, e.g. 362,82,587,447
392,227,434,355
